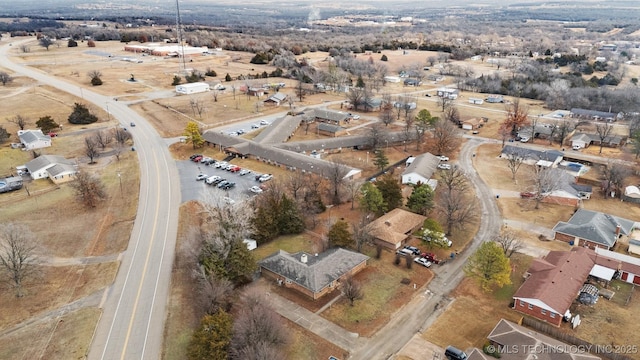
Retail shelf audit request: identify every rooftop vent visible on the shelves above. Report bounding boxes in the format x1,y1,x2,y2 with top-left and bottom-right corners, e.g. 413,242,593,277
301,254,308,264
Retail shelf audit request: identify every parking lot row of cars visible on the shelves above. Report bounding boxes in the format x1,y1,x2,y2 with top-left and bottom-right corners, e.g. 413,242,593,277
226,119,271,137
190,154,273,194
395,245,444,268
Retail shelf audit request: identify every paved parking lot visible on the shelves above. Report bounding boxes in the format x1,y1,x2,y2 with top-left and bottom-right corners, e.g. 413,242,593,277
176,160,267,203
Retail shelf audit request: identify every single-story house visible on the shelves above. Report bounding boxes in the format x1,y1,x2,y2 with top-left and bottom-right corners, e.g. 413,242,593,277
436,88,458,99
246,87,265,97
466,319,601,360
513,247,595,326
175,82,210,95
516,124,559,141
404,78,421,86
401,153,439,185
252,115,301,145
570,108,619,121
259,248,369,300
485,95,504,103
312,109,350,125
383,76,401,83
393,101,417,110
317,123,347,137
552,209,637,250
264,92,287,106
25,155,78,182
18,129,51,150
369,208,426,250
461,117,486,130
500,145,563,167
594,248,640,285
570,132,624,149
467,98,483,105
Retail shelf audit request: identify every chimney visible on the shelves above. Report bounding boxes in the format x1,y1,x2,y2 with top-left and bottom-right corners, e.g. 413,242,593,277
301,254,308,264
615,225,621,237
384,220,391,227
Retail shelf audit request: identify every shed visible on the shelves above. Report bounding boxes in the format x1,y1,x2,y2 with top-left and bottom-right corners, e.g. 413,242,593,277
175,82,210,95
468,98,483,105
629,239,640,256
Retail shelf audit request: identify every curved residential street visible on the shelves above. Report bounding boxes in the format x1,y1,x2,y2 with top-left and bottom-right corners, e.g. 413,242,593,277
0,39,180,360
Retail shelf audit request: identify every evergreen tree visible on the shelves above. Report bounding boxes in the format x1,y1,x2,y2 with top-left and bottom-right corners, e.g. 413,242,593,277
36,115,59,133
380,54,388,61
406,184,434,215
225,73,232,81
328,220,354,248
68,103,98,124
373,149,389,171
359,182,386,216
376,174,403,211
188,311,233,360
356,75,365,88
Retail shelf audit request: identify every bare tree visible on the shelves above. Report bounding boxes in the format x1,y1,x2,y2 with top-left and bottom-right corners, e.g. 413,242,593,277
439,167,469,196
438,189,478,235
438,96,453,112
8,115,28,131
39,37,54,50
495,229,524,258
431,119,461,156
93,130,112,150
506,153,527,181
70,171,107,208
88,70,103,85
20,44,30,53
284,171,307,201
230,290,289,359
594,123,614,154
113,143,124,161
189,97,206,118
529,166,565,210
367,123,388,151
324,160,349,205
352,216,373,252
443,105,461,126
557,119,576,148
113,127,132,145
379,93,395,126
341,275,363,306
504,98,529,135
600,163,631,199
345,179,363,210
0,71,13,86
85,137,100,164
194,267,235,316
0,223,39,297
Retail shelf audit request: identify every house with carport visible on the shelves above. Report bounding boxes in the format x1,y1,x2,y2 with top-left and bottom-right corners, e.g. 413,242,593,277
369,208,426,250
552,209,637,250
259,248,368,300
500,145,564,167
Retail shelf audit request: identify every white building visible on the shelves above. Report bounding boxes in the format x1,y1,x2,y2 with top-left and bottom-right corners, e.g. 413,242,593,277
175,82,210,95
24,155,78,182
436,88,458,100
18,129,51,150
401,153,440,186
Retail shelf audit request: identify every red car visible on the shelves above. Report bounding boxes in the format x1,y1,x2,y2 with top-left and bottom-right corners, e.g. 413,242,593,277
48,132,58,137
191,156,203,162
421,252,442,265
229,166,241,172
520,192,536,198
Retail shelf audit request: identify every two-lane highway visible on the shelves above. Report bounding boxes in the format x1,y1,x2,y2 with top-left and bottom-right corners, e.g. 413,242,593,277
0,38,180,359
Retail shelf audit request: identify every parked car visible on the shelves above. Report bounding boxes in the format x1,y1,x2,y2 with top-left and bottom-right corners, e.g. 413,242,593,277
396,248,416,257
251,124,260,129
192,156,203,163
214,161,228,169
421,252,442,265
258,174,273,182
237,129,246,135
190,154,203,160
260,120,270,125
221,182,236,190
414,257,432,268
223,197,235,204
249,185,263,194
200,157,213,164
217,180,230,188
403,246,422,256
520,191,536,198
436,155,449,161
130,122,135,127
238,169,251,176
229,166,241,173
349,113,361,120
520,136,530,143
196,173,208,181
437,163,452,170
48,132,58,137
211,178,224,185
205,175,221,185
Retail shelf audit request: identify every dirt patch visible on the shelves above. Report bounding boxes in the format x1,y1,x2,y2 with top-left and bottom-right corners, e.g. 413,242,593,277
285,318,349,360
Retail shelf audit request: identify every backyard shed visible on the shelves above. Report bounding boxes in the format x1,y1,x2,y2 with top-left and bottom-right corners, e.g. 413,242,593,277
175,82,210,95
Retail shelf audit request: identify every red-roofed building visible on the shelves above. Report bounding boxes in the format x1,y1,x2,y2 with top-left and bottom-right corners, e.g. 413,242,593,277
513,247,594,326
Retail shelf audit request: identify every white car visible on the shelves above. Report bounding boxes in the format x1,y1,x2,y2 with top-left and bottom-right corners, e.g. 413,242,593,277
260,120,270,125
349,113,361,120
520,137,530,143
239,169,251,176
437,163,452,170
196,173,208,181
223,197,235,205
215,161,228,169
414,257,432,268
237,129,246,135
205,175,221,185
436,155,449,161
249,185,263,194
258,174,273,182
251,124,260,129
227,131,238,137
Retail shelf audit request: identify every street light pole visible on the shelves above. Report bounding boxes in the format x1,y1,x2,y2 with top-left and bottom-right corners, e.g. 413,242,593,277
117,170,122,197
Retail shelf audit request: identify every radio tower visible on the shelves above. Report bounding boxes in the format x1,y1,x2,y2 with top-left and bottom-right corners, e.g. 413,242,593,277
175,0,187,73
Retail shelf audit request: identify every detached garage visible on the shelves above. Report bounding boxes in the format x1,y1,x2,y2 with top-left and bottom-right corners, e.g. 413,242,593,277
176,82,210,95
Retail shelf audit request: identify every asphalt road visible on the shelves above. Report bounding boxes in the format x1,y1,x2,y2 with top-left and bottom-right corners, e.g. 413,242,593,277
0,39,180,360
350,138,503,360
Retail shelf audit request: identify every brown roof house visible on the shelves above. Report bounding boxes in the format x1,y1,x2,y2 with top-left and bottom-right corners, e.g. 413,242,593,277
512,247,595,326
259,248,368,300
467,318,600,360
369,208,426,250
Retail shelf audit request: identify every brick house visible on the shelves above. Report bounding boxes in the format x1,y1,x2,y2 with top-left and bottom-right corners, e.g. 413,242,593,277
259,248,368,300
513,247,595,326
552,209,637,250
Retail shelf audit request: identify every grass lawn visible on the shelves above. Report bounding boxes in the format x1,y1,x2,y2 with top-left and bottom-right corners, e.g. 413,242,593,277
252,233,317,261
321,249,434,337
423,253,532,350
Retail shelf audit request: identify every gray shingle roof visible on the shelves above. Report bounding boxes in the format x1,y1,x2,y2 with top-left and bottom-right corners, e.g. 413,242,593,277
253,115,301,144
275,131,406,152
202,131,244,148
571,132,622,146
259,248,369,293
19,130,51,145
264,92,287,103
402,152,439,180
317,123,345,133
47,163,78,177
25,155,74,174
501,145,563,162
553,209,637,248
570,108,616,119
313,109,349,123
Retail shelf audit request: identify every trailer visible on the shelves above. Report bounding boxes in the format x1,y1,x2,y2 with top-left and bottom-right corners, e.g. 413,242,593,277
175,82,210,95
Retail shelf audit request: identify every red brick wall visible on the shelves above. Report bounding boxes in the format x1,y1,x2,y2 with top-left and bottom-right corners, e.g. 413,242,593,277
554,232,576,243
513,299,562,327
